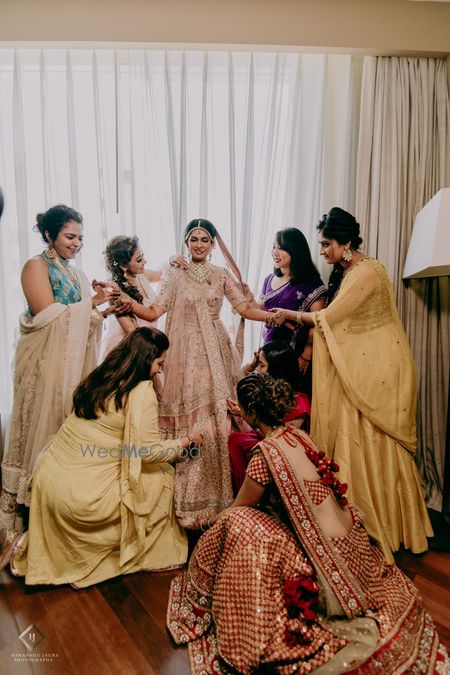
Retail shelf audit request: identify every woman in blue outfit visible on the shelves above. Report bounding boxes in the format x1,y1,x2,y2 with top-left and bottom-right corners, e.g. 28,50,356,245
0,204,115,536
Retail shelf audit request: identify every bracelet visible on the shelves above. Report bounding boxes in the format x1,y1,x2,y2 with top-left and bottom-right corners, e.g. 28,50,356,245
187,435,197,451
296,311,304,327
265,311,273,326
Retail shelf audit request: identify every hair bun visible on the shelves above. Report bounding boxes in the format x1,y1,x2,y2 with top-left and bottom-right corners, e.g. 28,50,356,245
34,212,46,236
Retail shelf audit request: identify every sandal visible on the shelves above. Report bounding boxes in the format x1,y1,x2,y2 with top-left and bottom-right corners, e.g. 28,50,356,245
0,528,23,573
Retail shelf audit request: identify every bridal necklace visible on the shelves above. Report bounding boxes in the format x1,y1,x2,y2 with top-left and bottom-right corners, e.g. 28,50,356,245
185,261,213,285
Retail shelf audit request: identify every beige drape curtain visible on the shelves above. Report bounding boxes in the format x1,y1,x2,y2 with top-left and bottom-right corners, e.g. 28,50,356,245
356,56,450,510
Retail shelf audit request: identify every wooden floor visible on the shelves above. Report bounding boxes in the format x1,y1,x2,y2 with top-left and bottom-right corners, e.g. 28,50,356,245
1,549,449,674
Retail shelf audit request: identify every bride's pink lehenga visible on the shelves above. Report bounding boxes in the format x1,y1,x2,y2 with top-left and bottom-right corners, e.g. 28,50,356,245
167,427,449,674
154,264,246,529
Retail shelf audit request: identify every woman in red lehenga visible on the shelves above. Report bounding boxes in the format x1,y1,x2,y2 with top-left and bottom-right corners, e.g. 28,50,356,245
167,373,449,674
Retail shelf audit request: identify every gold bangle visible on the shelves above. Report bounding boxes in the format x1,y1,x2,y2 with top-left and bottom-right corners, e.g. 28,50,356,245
296,311,304,326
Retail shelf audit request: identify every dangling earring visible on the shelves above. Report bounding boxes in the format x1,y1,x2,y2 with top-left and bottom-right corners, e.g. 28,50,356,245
342,247,353,263
208,251,212,261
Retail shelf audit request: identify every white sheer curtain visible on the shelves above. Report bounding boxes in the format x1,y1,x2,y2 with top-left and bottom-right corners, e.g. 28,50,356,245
0,48,362,414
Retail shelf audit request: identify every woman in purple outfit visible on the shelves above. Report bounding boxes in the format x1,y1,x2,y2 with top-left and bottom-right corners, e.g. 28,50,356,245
258,228,326,390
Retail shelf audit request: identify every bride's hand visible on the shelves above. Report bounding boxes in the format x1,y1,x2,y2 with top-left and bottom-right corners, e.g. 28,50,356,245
270,308,289,326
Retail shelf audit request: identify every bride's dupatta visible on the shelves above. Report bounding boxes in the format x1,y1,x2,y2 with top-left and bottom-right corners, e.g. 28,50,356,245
259,426,367,620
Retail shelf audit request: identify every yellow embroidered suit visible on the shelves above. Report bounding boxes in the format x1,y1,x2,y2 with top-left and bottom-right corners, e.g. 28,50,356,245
311,259,432,562
12,381,187,587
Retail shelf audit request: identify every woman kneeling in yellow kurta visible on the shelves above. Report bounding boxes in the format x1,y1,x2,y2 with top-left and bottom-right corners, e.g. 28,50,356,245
8,327,200,588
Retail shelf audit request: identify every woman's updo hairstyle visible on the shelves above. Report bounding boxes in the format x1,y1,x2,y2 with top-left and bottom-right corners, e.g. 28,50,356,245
184,218,217,242
104,235,144,304
316,207,363,305
34,204,83,243
237,372,296,427
316,207,362,250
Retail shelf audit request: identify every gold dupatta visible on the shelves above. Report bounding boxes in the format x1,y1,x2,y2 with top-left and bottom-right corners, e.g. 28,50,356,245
311,259,417,457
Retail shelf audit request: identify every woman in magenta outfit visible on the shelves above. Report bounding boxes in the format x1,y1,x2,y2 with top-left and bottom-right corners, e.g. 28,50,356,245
228,340,310,494
258,228,326,392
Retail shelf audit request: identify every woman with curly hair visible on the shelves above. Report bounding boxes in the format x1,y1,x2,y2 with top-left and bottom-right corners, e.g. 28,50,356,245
272,207,433,563
167,373,448,674
100,235,161,359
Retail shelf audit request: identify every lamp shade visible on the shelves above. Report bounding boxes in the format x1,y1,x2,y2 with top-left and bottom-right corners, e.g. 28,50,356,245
403,188,450,279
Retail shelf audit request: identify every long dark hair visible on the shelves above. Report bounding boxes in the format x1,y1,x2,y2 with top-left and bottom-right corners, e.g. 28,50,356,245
73,327,169,419
34,204,83,243
273,227,319,283
237,372,296,427
104,235,144,304
316,207,363,304
260,341,301,391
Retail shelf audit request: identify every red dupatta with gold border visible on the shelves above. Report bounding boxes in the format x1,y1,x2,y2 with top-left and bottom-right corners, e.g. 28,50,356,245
259,426,368,620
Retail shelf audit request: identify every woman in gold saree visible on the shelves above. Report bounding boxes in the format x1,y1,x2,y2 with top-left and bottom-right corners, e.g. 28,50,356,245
167,374,448,674
6,328,201,587
0,205,113,536
272,207,432,563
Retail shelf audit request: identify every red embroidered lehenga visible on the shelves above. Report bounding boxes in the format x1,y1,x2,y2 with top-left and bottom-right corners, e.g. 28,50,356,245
167,427,449,674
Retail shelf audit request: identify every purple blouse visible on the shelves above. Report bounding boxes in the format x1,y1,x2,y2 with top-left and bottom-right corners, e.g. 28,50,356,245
260,274,326,355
